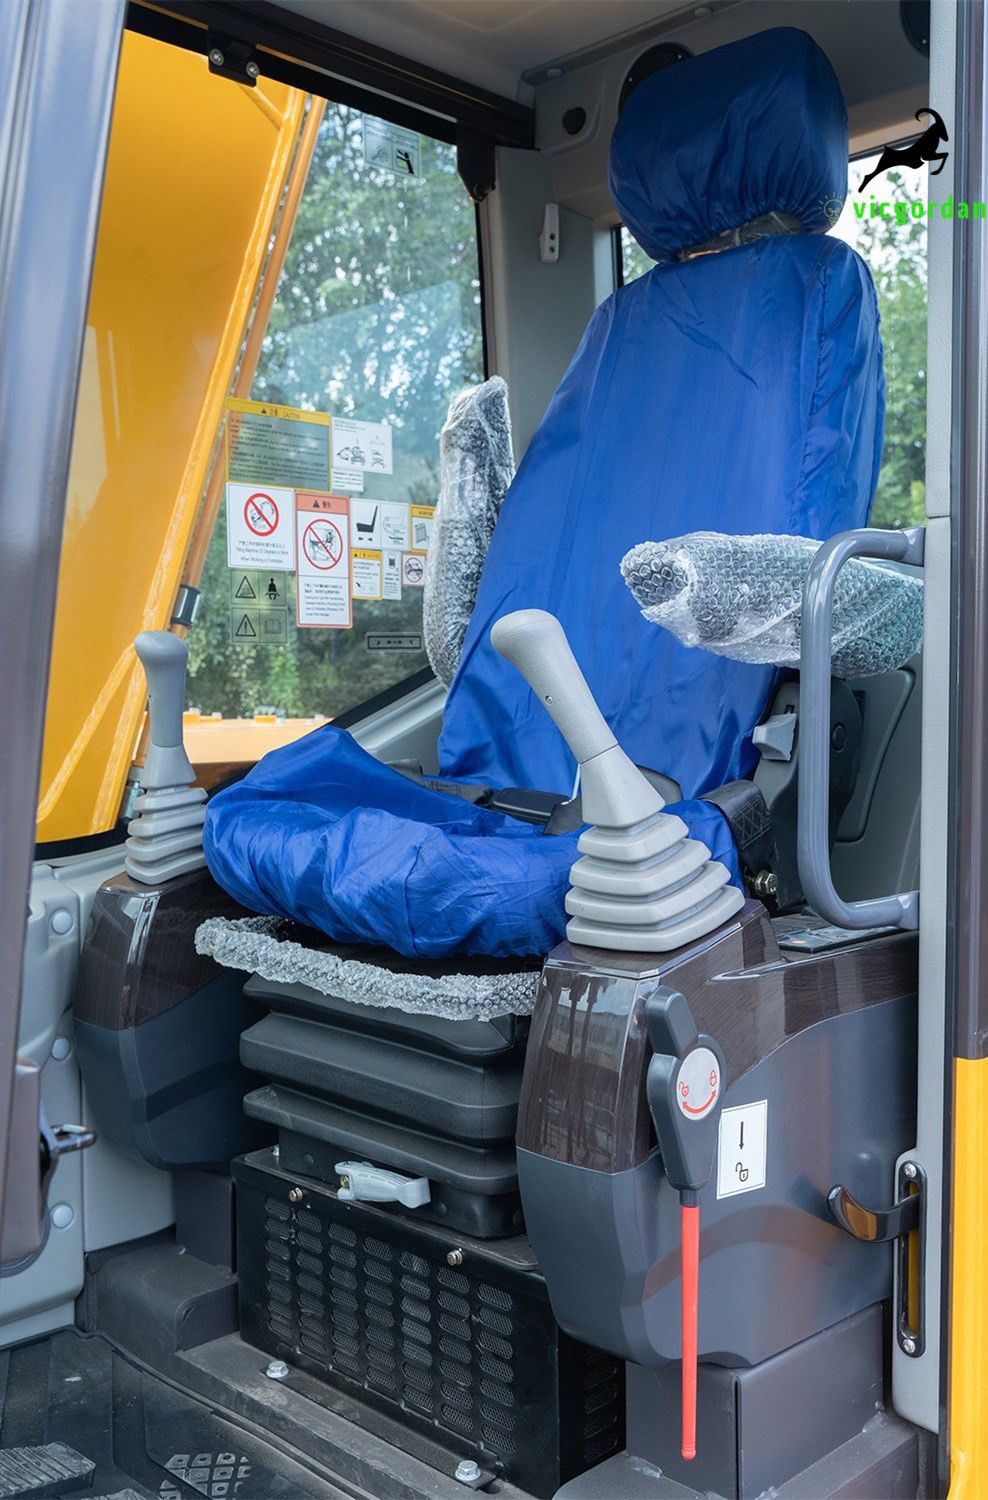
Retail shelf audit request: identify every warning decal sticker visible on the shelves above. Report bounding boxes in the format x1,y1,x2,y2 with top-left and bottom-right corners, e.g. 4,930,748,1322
296,492,351,629
226,397,331,491
226,483,295,570
401,553,425,587
409,504,435,553
352,549,383,600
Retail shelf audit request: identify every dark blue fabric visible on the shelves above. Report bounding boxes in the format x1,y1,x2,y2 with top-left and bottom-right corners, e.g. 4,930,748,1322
610,27,849,264
204,726,739,958
438,29,883,800
204,25,884,959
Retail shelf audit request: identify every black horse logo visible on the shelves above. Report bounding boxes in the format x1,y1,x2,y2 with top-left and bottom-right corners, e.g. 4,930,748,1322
858,108,949,192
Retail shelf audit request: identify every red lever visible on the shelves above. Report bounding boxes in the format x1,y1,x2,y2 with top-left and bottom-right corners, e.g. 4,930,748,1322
680,1200,700,1461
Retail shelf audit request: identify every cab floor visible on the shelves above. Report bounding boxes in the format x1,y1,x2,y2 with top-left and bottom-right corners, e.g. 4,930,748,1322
0,1328,351,1500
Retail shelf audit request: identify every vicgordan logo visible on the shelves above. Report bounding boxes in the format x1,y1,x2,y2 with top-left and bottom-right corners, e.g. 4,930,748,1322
859,108,949,192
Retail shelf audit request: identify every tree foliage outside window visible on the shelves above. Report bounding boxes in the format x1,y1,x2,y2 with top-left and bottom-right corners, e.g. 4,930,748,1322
618,155,928,530
186,103,484,719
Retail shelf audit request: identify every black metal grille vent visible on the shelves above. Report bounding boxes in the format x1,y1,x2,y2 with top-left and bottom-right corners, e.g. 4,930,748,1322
234,1157,624,1500
264,1196,530,1456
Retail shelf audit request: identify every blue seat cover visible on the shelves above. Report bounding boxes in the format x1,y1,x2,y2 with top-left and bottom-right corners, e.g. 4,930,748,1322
439,26,884,798
205,26,884,959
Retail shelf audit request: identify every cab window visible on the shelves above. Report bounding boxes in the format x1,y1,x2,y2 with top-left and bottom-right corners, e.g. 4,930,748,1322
184,100,484,755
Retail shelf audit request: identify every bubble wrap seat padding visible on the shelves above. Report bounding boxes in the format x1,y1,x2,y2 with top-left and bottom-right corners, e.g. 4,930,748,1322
203,26,884,964
196,915,543,1020
622,532,924,679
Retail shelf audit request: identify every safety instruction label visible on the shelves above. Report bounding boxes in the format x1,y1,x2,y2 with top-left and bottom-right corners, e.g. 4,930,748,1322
716,1100,768,1198
295,491,351,630
382,549,402,600
409,504,435,553
331,461,363,494
332,417,393,476
230,608,289,647
226,484,295,570
352,549,383,600
226,398,331,491
350,499,382,550
401,552,425,587
380,501,410,552
230,570,287,607
363,117,421,177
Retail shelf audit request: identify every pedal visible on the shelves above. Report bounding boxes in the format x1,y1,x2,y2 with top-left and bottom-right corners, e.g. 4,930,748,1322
0,1443,95,1497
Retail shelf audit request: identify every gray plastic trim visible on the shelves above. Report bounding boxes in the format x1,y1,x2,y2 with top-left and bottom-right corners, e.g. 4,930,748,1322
798,528,925,931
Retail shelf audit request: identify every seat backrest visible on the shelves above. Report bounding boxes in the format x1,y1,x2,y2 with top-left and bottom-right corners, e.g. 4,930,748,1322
438,27,885,801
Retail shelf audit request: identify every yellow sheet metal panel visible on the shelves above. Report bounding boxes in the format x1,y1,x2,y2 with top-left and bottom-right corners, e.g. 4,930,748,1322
949,1057,988,1496
37,30,305,842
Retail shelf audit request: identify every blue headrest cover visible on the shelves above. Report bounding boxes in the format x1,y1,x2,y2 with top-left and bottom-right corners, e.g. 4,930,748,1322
610,27,848,263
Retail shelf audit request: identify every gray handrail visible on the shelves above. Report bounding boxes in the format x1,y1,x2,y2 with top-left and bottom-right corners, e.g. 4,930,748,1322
797,526,925,931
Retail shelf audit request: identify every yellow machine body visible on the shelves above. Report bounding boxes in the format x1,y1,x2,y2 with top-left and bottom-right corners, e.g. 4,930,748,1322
36,31,305,843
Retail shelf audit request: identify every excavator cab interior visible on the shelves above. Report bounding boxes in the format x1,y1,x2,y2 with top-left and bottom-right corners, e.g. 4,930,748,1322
0,0,982,1497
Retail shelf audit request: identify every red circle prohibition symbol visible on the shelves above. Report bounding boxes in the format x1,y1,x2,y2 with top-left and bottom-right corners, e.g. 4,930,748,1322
302,518,344,570
244,492,279,537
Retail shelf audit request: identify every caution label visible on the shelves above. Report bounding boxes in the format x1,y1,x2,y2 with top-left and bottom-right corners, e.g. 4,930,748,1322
352,549,383,600
295,491,351,629
382,549,402,600
226,397,331,491
226,483,295,570
230,608,289,646
230,570,287,607
409,504,435,553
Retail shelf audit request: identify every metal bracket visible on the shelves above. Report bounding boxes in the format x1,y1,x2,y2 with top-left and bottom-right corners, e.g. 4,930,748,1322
207,32,260,86
171,585,201,629
828,1160,926,1356
456,125,496,203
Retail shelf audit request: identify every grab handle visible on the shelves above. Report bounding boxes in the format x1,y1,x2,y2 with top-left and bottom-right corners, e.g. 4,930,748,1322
797,527,925,931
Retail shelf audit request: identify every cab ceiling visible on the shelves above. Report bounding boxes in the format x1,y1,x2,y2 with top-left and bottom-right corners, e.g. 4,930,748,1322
265,0,693,100
265,0,927,120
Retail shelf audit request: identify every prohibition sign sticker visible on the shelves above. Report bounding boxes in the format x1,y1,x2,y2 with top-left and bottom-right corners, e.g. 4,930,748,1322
302,517,344,570
244,491,279,537
226,482,294,569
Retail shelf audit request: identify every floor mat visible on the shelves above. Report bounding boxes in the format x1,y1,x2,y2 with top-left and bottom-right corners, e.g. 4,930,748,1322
0,1330,348,1500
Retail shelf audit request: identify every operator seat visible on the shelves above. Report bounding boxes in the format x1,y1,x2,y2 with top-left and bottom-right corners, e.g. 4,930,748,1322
203,24,884,962
440,25,885,802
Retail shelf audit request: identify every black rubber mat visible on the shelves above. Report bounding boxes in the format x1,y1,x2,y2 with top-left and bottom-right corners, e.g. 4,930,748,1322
0,1330,348,1500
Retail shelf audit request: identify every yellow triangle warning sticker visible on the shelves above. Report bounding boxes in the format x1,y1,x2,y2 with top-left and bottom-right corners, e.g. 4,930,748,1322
235,613,257,639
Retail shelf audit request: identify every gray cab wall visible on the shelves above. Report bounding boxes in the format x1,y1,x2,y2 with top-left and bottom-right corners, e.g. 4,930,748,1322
0,851,175,1348
482,147,604,458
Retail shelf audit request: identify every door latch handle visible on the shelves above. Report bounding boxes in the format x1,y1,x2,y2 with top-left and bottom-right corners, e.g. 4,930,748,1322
827,1182,919,1242
828,1161,926,1357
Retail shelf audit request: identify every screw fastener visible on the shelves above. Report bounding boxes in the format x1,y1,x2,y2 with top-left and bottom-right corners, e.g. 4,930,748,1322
288,1186,304,1204
265,1359,289,1380
208,47,225,66
246,59,260,78
455,1459,482,1484
447,1249,464,1268
903,1162,918,1180
901,1336,917,1356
